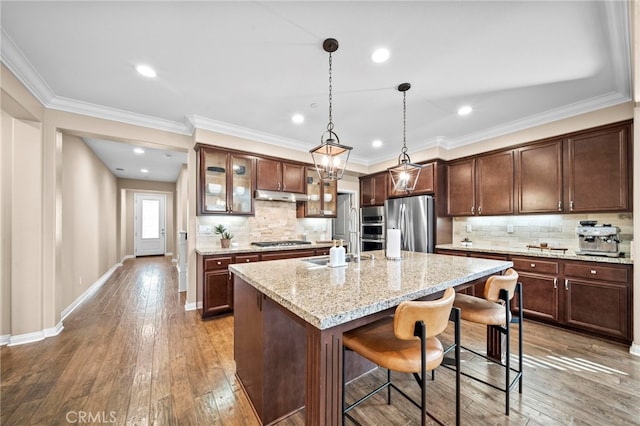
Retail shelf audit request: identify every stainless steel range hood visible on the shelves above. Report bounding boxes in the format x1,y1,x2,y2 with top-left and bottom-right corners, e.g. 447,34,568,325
254,189,309,203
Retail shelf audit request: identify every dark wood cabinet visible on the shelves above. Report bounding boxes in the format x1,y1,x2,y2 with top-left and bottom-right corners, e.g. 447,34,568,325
511,257,561,322
565,122,630,213
388,162,435,198
297,168,337,217
516,140,563,214
360,172,387,206
256,158,305,194
234,278,306,425
260,249,316,261
196,146,256,215
199,255,234,318
447,151,514,216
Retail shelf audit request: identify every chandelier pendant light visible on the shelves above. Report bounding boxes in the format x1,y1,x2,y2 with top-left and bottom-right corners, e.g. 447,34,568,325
388,82,422,192
310,38,353,182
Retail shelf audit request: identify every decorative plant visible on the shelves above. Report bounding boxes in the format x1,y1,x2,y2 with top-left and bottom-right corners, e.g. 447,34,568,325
214,224,233,248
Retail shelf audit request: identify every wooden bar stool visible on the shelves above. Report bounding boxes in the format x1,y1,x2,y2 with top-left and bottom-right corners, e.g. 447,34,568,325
342,287,461,426
452,268,523,415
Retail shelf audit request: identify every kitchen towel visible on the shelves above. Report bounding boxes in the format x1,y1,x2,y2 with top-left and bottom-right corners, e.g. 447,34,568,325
386,229,401,259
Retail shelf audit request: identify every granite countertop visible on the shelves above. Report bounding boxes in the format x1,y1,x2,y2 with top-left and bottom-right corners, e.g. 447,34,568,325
229,250,512,330
196,241,336,256
435,244,633,265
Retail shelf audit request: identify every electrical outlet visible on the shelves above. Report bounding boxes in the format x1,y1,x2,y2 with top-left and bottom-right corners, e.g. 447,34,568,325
199,225,212,233
466,224,472,233
507,224,514,233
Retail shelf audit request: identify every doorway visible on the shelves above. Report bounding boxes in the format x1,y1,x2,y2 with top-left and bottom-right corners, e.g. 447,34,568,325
134,193,166,256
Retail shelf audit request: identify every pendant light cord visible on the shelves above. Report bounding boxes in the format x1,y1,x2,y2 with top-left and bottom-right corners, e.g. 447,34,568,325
402,90,407,155
327,51,334,132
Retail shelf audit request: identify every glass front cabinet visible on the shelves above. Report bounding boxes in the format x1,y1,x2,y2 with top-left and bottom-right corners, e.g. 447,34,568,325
197,145,255,215
298,168,337,218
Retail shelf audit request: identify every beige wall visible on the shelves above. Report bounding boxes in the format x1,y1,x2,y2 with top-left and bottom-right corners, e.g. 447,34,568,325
118,179,176,259
1,110,12,337
61,134,118,310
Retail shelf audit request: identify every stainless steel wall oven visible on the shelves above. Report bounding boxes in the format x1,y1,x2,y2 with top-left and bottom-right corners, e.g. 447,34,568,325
360,206,385,252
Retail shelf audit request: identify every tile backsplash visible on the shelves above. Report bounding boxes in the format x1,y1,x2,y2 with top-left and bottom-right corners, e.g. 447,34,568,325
196,200,331,247
453,213,633,255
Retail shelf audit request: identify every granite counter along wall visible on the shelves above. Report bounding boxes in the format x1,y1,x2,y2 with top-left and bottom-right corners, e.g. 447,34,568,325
453,213,633,256
196,200,332,248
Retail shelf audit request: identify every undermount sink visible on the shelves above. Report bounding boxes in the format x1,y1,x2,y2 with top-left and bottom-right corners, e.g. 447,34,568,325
304,254,354,266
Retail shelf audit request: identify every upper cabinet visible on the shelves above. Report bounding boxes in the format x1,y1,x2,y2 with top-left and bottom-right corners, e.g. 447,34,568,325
447,151,515,216
256,158,305,194
388,162,435,198
565,122,630,213
297,168,337,218
360,172,387,207
197,145,255,215
517,140,564,214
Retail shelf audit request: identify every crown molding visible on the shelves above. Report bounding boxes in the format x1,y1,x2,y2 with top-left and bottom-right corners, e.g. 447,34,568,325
0,28,55,105
48,96,191,135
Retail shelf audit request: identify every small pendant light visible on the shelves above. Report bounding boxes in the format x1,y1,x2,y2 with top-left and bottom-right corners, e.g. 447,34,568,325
310,38,353,182
388,82,422,192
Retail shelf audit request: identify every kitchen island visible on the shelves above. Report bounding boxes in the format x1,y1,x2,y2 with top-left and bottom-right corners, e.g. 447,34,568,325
229,250,512,425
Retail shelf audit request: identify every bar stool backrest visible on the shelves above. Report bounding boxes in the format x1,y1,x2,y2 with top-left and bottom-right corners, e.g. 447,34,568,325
483,268,519,303
393,287,455,340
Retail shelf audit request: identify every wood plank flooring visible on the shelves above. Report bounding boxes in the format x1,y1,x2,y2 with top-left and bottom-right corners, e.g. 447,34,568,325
1,256,639,425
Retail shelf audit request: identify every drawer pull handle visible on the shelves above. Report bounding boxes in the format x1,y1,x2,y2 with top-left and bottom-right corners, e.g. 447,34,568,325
590,270,597,274
246,259,251,262
557,201,562,211
564,279,569,290
217,261,222,265
471,206,475,215
531,263,536,268
553,278,557,289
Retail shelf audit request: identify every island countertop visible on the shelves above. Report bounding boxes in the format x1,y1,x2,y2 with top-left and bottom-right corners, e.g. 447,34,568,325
229,250,513,329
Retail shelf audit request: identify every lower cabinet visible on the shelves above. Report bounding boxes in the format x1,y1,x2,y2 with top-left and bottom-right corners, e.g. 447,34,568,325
512,256,631,343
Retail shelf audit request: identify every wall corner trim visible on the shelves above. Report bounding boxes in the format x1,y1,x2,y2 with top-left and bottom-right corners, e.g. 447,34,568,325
184,301,200,311
0,335,10,346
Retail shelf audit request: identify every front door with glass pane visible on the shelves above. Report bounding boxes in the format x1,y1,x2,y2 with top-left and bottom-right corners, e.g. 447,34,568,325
134,193,166,256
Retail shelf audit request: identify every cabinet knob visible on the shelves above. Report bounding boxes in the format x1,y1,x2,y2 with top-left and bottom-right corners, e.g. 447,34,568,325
590,269,597,275
246,259,250,262
217,261,222,265
478,206,482,215
531,263,536,268
471,206,475,214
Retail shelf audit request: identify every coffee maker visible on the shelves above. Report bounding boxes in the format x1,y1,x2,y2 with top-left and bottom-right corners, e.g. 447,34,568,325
575,221,622,257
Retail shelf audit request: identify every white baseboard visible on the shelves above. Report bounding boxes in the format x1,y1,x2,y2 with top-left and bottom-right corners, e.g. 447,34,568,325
7,322,62,346
44,321,64,337
121,254,135,263
184,301,201,311
61,262,123,322
630,343,640,357
166,252,173,257
0,334,10,346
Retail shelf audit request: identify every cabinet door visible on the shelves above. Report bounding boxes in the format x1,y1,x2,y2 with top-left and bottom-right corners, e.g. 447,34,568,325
517,140,563,213
360,176,374,206
230,154,255,214
517,273,560,322
566,123,630,212
476,150,515,215
203,270,233,317
563,278,629,340
447,159,475,216
304,168,323,216
200,148,229,213
359,173,387,206
256,158,282,191
282,162,305,193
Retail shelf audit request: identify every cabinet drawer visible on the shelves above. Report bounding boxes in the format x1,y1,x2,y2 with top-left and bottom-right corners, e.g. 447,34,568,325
512,257,559,275
204,256,234,271
235,254,260,264
564,263,628,284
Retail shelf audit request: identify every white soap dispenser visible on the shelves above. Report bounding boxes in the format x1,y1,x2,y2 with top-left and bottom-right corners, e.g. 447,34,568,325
329,240,346,267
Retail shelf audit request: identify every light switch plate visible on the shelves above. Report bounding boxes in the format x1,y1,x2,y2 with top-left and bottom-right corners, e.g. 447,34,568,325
507,224,514,233
466,224,472,233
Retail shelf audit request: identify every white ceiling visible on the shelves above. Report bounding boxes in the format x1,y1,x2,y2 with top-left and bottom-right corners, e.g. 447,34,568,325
0,1,631,182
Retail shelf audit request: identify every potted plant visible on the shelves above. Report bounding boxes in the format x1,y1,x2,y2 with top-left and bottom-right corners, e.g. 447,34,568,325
214,224,234,248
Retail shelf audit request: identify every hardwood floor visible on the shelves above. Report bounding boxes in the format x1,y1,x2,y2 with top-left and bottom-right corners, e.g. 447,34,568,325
1,256,639,425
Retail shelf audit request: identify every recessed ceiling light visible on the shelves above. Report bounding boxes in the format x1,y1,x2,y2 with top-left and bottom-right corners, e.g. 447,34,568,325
136,64,156,78
371,48,390,63
133,147,145,154
372,139,383,148
458,105,473,116
140,169,149,173
292,113,304,124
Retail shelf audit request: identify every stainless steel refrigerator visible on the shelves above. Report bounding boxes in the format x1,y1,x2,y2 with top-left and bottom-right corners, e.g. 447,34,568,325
384,195,435,253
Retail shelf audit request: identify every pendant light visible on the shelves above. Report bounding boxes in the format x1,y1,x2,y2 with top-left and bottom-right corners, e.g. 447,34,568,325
310,38,353,182
388,82,422,192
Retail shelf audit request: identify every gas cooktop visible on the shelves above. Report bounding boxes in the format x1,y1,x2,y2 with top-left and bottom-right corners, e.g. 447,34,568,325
251,240,312,247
